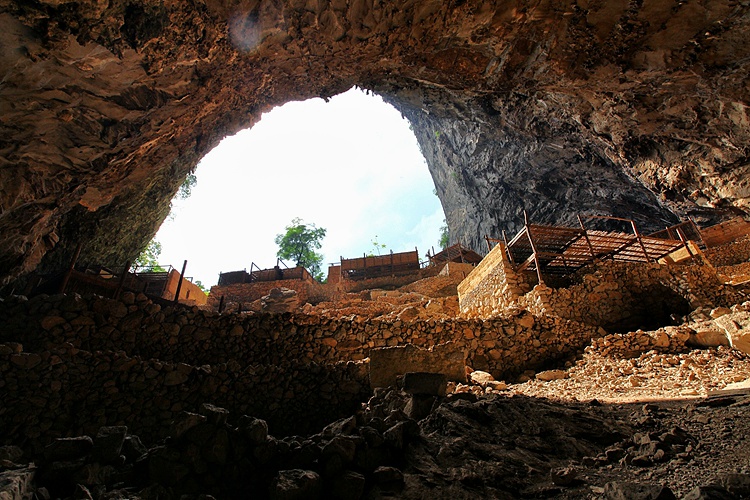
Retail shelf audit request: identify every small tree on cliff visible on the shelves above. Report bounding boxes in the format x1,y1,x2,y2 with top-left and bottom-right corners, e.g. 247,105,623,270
275,218,327,281
439,220,449,249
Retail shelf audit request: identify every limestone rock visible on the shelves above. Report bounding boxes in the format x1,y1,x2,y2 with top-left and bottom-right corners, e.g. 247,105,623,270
1,0,747,288
92,426,127,464
270,469,321,500
402,372,447,397
688,330,730,348
43,437,94,462
536,370,568,382
262,288,300,314
369,343,466,388
603,481,676,500
714,312,750,355
0,468,36,500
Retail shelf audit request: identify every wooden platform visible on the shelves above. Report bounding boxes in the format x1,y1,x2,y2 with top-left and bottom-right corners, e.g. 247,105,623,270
340,249,420,281
499,215,697,284
429,243,483,266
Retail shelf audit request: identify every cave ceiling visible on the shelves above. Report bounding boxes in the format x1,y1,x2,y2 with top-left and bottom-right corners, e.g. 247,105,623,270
0,0,749,286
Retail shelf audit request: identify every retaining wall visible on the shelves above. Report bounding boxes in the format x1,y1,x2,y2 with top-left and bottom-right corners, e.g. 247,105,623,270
0,290,604,450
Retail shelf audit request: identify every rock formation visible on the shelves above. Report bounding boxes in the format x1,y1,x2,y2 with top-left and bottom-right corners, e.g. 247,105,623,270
1,0,749,287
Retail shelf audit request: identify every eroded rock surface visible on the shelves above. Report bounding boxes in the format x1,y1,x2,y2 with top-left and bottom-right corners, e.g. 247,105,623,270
1,1,749,286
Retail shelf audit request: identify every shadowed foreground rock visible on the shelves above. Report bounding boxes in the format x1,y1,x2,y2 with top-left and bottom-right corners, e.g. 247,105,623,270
5,388,750,499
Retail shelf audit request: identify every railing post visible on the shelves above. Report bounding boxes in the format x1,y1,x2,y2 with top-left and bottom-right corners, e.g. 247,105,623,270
174,259,188,304
676,227,695,260
115,261,130,300
59,242,83,294
577,214,596,260
630,220,652,262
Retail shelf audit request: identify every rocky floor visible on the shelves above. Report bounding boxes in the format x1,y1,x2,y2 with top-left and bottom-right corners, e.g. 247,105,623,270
4,335,750,499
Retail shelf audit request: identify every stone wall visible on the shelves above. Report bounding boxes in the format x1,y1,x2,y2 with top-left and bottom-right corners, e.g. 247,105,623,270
208,278,329,308
704,236,750,267
335,266,443,294
0,341,369,453
0,290,605,453
459,244,741,332
457,243,534,316
519,261,740,332
0,292,600,379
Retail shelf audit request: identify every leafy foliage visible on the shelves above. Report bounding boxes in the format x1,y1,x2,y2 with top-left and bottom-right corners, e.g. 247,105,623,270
133,239,166,272
275,218,327,281
194,280,209,295
178,173,197,200
439,220,449,249
368,235,387,256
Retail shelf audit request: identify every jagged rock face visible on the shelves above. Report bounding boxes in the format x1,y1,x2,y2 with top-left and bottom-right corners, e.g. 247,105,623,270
1,0,749,285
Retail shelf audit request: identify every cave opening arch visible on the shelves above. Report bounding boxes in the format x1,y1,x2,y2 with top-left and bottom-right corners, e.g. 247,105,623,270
154,87,447,287
1,0,746,288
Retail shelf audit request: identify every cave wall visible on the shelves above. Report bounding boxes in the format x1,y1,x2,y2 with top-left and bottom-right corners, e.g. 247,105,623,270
1,0,749,286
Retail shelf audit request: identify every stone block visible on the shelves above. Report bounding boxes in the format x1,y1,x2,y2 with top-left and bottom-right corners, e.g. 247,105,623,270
369,343,465,389
402,372,447,396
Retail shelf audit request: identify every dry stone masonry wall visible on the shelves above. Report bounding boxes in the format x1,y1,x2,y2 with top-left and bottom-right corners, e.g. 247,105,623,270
0,289,605,451
704,236,750,268
520,261,741,332
459,243,741,332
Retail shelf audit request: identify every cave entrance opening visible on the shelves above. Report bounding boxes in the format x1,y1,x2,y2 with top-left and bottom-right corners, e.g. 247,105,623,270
605,283,692,334
153,87,446,289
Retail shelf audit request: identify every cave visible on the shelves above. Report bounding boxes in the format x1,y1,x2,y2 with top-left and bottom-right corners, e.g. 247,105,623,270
1,0,749,289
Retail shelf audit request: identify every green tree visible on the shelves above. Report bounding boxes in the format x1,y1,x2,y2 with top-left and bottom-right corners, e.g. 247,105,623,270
133,239,166,272
194,280,209,296
178,172,197,200
439,220,449,249
275,218,327,281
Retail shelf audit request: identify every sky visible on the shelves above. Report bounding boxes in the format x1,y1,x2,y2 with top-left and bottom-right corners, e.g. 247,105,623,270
155,87,446,287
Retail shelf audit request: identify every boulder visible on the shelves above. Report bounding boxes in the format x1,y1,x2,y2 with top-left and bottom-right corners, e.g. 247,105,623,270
603,481,676,500
270,469,321,500
402,372,447,396
92,426,127,463
714,312,750,355
536,369,568,381
44,437,94,462
262,288,299,314
369,343,466,389
688,329,730,348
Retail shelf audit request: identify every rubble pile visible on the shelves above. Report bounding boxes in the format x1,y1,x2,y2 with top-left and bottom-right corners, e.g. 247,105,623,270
510,304,750,403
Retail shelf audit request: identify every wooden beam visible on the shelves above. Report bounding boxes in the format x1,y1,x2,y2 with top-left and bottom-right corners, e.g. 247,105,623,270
525,224,544,285
59,242,83,294
174,260,188,304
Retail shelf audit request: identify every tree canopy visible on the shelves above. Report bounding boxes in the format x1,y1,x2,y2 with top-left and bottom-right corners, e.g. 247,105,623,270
133,239,166,272
275,218,327,281
439,220,449,249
